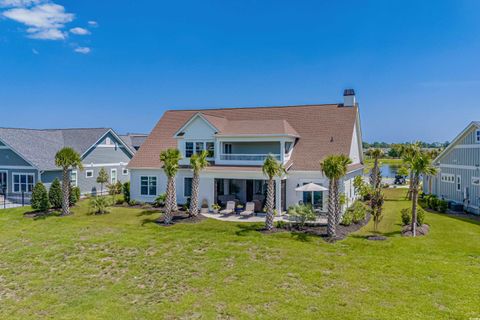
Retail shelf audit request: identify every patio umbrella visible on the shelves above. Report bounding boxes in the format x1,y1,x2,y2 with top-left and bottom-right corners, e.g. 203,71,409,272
295,183,328,206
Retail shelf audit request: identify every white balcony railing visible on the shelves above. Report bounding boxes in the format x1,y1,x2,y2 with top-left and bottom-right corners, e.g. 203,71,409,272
219,154,281,161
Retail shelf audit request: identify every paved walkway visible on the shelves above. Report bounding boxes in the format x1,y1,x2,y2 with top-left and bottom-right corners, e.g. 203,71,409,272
201,212,327,224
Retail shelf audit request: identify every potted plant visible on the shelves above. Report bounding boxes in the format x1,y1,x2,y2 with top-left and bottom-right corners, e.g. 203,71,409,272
200,199,209,214
212,203,221,214
235,204,244,214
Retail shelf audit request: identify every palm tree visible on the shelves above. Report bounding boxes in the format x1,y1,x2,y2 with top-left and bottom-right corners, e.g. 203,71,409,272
400,143,421,200
407,151,437,237
320,154,352,238
369,148,383,188
160,148,182,224
262,155,286,230
54,147,83,216
189,150,209,217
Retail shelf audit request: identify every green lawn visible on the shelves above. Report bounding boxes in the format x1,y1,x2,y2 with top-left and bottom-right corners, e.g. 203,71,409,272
364,158,403,172
1,189,479,319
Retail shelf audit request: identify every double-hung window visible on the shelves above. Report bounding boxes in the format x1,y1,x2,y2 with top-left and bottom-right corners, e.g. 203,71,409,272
141,176,157,196
195,142,204,155
476,130,480,143
185,142,194,158
111,169,117,184
184,177,193,197
70,171,78,187
13,173,34,193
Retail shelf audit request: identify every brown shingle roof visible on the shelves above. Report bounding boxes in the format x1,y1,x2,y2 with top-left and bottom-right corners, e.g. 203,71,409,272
215,119,299,137
129,104,360,171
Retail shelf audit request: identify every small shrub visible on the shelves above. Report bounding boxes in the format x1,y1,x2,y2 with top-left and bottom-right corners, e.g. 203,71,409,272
182,197,191,211
351,201,367,223
69,186,81,207
275,220,287,229
89,196,111,214
401,207,426,226
288,204,316,228
401,208,411,226
122,181,130,204
129,199,138,206
48,178,62,209
437,200,448,213
31,182,50,212
341,211,353,226
153,193,166,208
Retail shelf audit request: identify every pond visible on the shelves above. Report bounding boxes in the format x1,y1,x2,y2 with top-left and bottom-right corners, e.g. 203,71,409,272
380,164,401,178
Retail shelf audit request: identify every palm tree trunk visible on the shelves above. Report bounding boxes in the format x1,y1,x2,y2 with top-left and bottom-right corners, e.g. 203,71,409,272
61,167,70,216
327,179,336,238
333,179,340,225
411,175,419,237
265,178,275,230
164,177,174,224
407,171,414,200
189,172,200,217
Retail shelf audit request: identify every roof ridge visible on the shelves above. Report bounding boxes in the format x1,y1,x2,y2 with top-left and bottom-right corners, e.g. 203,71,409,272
165,103,340,113
0,127,110,131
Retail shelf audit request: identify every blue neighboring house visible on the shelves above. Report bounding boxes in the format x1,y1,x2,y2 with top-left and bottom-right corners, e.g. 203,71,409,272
0,128,136,197
424,121,480,214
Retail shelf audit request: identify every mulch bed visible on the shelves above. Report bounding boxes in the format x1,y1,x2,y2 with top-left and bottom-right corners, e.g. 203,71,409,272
155,210,207,226
260,213,372,241
401,224,430,237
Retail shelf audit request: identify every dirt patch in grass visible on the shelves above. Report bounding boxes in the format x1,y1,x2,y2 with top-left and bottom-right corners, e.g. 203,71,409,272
155,210,207,226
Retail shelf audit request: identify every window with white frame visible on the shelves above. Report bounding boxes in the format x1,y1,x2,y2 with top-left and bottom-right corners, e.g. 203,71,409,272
122,168,129,175
441,173,455,183
476,129,480,143
472,177,480,186
70,171,78,187
206,142,214,157
195,142,204,155
184,177,192,197
12,173,34,193
185,142,194,158
85,170,94,178
456,175,461,191
185,141,214,158
111,169,117,184
106,137,112,145
140,176,157,196
224,143,232,154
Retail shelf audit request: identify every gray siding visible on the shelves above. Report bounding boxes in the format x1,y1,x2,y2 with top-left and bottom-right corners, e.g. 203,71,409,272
0,149,32,167
74,165,130,195
83,132,132,164
426,125,480,214
40,170,62,189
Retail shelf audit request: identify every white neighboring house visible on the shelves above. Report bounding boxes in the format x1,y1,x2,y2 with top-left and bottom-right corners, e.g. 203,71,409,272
424,121,480,214
128,89,364,214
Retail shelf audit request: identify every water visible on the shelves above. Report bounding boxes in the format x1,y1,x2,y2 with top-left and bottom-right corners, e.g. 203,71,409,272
380,164,401,178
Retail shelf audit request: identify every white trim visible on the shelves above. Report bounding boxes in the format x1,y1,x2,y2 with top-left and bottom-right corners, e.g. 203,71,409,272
173,113,220,138
0,146,10,149
441,173,455,183
122,168,129,175
472,176,480,186
71,170,78,187
80,129,135,159
0,165,35,170
140,175,157,196
85,170,94,178
434,122,480,163
11,172,35,194
453,144,480,149
110,168,117,184
83,162,128,168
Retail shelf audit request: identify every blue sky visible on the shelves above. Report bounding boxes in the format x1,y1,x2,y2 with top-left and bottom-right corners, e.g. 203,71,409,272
1,1,479,142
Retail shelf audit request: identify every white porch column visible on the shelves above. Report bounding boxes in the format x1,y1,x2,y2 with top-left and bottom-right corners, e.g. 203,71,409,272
275,177,282,214
280,140,285,163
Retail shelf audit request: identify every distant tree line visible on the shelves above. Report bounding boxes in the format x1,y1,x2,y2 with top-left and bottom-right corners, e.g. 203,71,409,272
363,141,449,158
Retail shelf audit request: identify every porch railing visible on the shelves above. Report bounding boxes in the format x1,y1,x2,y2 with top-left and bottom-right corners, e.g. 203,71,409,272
219,154,281,161
0,192,31,209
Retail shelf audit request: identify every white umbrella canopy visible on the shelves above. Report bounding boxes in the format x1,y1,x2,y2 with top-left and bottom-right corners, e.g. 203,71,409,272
295,183,328,207
295,182,328,192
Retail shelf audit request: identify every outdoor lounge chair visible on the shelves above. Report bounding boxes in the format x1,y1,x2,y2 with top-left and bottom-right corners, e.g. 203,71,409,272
240,202,255,216
220,201,235,215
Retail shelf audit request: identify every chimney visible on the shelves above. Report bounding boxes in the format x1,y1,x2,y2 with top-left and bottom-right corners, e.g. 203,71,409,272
343,89,356,107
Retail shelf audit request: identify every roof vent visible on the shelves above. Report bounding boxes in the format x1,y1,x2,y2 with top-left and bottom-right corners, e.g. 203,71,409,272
343,89,356,107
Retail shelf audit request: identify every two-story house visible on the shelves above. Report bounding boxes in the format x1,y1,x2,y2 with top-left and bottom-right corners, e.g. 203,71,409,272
0,128,135,197
128,90,364,213
424,122,480,214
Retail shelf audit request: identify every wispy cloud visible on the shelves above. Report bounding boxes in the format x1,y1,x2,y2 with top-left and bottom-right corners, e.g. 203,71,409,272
0,0,40,7
418,80,480,88
70,27,90,35
74,46,90,54
87,20,97,27
2,2,74,40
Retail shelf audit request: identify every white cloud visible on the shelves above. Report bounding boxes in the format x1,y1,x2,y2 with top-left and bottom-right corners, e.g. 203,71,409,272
2,2,74,40
87,20,97,27
74,46,90,54
0,0,40,7
70,27,90,35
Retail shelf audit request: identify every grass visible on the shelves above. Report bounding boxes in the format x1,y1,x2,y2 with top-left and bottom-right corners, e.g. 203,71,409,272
364,157,403,172
0,190,479,319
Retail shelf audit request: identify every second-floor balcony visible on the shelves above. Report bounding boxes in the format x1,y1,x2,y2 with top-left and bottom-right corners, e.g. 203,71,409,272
219,153,281,162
